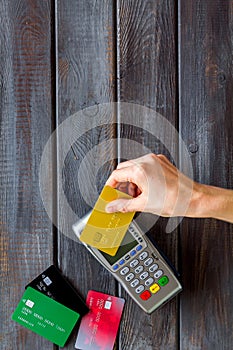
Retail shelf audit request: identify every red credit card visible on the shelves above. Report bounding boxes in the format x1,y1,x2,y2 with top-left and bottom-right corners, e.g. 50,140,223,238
75,290,125,350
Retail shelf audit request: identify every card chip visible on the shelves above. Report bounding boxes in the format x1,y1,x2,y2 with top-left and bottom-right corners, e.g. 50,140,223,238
43,276,52,286
104,301,112,310
25,300,34,308
94,232,102,242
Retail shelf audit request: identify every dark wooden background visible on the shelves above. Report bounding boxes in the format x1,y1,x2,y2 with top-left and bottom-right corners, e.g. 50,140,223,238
1,0,233,349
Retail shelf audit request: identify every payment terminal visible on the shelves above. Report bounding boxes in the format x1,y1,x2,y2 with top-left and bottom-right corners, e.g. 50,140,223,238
73,212,182,314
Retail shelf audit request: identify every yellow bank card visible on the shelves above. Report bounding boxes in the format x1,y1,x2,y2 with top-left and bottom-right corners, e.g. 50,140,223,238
79,185,135,256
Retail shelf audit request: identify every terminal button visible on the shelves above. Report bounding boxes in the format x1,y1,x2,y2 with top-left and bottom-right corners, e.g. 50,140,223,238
154,270,163,279
150,283,160,294
135,285,145,294
144,258,153,266
125,273,134,282
120,267,129,275
158,275,169,287
149,264,158,273
139,251,148,260
145,277,154,287
135,265,143,274
130,279,139,288
130,259,139,268
140,271,149,280
140,290,151,301
113,264,119,271
129,226,135,234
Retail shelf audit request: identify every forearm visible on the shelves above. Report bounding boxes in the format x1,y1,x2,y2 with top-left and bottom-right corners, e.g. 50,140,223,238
189,183,233,223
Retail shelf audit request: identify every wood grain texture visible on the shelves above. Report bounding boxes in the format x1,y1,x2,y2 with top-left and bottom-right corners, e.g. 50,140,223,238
179,0,233,349
0,0,54,349
1,0,233,349
56,0,117,348
117,1,179,349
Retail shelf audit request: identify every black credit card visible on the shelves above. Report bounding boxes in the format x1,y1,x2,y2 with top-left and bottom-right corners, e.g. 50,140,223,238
26,265,89,317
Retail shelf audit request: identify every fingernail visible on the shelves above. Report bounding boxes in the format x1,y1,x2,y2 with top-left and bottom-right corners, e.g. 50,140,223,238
105,204,115,213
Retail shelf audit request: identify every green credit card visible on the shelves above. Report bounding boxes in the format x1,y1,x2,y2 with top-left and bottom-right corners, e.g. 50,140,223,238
11,287,80,347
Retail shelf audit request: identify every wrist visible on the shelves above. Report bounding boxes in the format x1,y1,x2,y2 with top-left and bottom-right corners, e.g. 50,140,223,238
187,182,216,219
189,183,233,222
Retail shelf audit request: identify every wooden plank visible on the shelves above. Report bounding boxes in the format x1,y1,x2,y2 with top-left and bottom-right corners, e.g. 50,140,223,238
179,0,233,348
0,0,54,349
117,1,179,349
56,1,117,348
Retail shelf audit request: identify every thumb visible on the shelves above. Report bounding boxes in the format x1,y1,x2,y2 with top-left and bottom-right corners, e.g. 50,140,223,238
105,197,143,213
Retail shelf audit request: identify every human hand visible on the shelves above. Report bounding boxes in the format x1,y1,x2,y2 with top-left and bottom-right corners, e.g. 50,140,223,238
105,153,195,217
105,153,233,223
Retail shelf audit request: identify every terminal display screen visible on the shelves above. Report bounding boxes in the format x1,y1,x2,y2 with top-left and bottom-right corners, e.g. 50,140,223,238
99,231,138,265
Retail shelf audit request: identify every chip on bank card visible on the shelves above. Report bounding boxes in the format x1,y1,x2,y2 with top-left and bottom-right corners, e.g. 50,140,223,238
12,287,80,347
26,265,89,316
75,290,125,350
79,185,135,256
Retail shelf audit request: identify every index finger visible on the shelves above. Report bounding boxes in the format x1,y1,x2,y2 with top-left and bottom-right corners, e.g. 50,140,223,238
105,165,145,192
105,168,136,188
117,159,135,170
